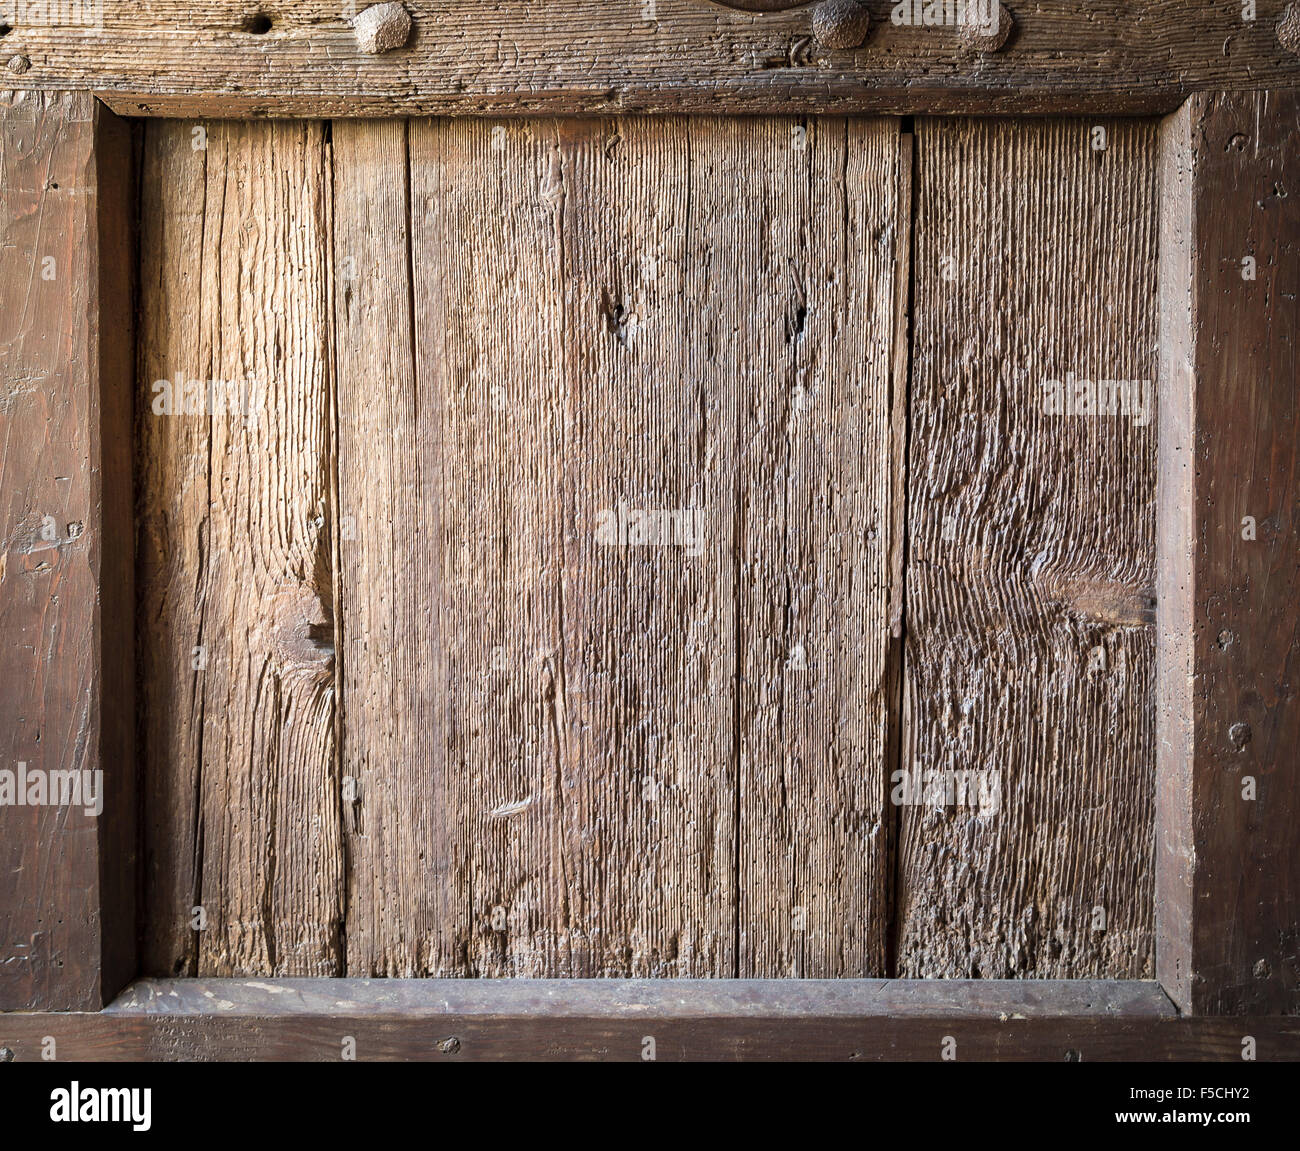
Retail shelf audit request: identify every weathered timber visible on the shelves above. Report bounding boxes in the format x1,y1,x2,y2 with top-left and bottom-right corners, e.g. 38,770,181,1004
7,978,1297,1062
136,120,344,977
0,3,1296,118
899,117,1160,978
0,90,135,1010
1157,91,1300,1016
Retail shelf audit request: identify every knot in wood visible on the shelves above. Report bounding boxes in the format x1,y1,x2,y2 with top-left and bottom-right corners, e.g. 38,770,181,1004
353,2,412,54
812,0,871,50
958,3,1012,54
1279,4,1300,56
1228,721,1252,751
6,54,30,74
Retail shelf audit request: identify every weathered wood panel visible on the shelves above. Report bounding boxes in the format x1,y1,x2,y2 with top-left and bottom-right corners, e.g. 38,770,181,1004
133,112,1188,984
406,118,574,976
2,2,1300,118
899,118,1160,978
733,118,904,977
0,91,135,1010
334,117,904,977
542,117,738,976
137,121,344,976
332,119,466,977
1157,92,1300,1015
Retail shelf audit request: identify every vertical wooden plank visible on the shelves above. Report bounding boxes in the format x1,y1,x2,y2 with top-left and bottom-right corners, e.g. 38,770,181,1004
136,118,208,977
1157,92,1299,1015
900,119,1159,978
735,117,903,978
552,117,737,976
1156,97,1197,1016
333,120,465,976
0,91,135,1010
409,118,569,976
137,121,343,976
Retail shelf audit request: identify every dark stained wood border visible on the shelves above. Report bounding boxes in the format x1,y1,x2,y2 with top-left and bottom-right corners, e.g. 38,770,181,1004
0,2,1297,118
1156,91,1299,1016
0,91,136,1012
0,978,1295,1061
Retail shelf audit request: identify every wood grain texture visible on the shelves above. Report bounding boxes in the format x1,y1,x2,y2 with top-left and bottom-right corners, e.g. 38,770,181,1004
332,119,465,977
0,90,135,1010
407,118,573,976
733,118,904,977
541,117,737,977
12,979,1299,1065
1157,92,1300,1016
2,2,1299,119
898,118,1160,979
136,120,344,977
332,117,904,977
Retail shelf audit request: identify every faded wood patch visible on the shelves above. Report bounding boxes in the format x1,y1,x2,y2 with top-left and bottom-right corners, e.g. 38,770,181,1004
732,118,905,977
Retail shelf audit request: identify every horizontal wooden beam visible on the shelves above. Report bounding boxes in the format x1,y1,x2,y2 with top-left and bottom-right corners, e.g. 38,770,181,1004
2,978,1295,1061
0,2,1297,118
103,977,1177,1017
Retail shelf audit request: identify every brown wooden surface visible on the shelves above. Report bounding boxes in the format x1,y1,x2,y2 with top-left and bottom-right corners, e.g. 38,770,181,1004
732,118,904,977
0,91,135,1011
332,117,904,977
1156,91,1300,1016
898,118,1160,979
136,120,344,977
1,3,1299,119
331,119,461,977
8,977,1300,1063
408,117,579,977
50,97,1294,1001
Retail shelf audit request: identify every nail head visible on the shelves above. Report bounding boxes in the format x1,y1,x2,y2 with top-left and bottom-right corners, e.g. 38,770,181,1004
812,0,871,50
959,3,1013,54
1279,3,1300,56
353,2,412,55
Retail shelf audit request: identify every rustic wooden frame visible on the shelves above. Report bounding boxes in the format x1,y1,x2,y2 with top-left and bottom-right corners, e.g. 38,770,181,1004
1,1,1296,1060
